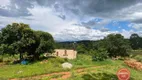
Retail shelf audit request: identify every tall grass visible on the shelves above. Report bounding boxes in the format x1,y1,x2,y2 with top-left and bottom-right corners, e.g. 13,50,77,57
0,57,66,79
0,54,142,80
130,50,142,62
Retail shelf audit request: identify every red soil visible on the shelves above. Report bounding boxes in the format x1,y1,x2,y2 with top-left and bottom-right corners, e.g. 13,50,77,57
10,66,101,80
124,59,142,70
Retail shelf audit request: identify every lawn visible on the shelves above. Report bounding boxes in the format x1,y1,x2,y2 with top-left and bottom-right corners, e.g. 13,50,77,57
0,54,142,80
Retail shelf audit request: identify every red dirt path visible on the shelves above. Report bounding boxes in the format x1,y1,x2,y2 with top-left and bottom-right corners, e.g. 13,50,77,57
10,66,101,80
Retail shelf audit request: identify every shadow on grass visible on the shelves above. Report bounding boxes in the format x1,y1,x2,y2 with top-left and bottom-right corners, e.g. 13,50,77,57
82,72,134,80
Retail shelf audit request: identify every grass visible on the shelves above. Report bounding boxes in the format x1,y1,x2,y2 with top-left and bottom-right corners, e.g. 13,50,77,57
0,54,142,80
0,57,67,79
67,52,142,80
40,74,64,80
0,61,62,79
68,54,116,67
67,61,142,80
130,50,142,62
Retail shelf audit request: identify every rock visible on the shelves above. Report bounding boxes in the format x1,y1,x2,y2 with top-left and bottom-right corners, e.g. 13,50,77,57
62,62,73,69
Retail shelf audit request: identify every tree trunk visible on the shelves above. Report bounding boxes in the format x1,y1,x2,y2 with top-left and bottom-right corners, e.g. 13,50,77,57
20,53,23,61
33,54,40,61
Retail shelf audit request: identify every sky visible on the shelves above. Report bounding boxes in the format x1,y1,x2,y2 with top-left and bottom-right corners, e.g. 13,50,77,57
0,0,142,41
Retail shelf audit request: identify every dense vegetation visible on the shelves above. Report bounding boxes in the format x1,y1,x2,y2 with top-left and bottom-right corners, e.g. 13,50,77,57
1,23,142,62
0,23,142,80
55,33,142,61
0,23,55,61
56,34,138,60
56,34,142,51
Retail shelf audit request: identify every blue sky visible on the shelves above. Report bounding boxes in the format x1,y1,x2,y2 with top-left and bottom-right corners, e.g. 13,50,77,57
105,21,133,31
0,0,142,41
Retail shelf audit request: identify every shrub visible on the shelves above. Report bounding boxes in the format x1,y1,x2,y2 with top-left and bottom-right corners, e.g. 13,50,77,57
133,55,142,62
0,56,3,62
0,58,3,62
68,54,93,65
48,57,65,64
92,49,108,61
64,58,68,62
103,34,130,57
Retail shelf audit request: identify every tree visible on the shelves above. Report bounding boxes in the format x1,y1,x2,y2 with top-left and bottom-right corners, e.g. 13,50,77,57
0,23,55,61
76,44,87,54
104,34,130,57
92,48,108,61
33,31,55,59
130,33,141,50
0,23,36,60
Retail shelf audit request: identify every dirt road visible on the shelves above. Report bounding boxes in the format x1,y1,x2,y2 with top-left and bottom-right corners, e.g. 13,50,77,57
10,66,102,80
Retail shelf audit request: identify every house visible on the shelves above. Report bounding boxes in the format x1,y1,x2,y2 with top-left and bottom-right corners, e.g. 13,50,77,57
53,49,77,59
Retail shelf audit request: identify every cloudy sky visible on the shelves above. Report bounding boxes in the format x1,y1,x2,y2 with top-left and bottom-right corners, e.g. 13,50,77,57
0,0,142,41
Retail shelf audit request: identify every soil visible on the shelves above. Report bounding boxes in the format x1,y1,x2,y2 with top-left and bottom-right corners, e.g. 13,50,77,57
124,59,142,70
10,66,102,80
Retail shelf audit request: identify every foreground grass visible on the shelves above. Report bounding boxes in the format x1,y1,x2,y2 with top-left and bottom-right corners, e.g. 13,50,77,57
0,61,63,79
0,54,142,80
67,53,142,80
67,64,142,80
0,54,114,79
130,50,142,62
40,59,142,80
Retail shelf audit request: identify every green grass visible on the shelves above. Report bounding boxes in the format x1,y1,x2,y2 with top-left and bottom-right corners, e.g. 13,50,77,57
0,54,142,80
0,61,62,79
40,74,64,80
130,50,142,62
0,57,68,79
67,54,142,80
68,61,142,80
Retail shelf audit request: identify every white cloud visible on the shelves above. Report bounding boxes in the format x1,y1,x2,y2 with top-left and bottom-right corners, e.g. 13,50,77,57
1,1,142,41
0,0,10,10
106,3,142,30
121,29,134,38
0,0,10,6
131,23,142,30
27,5,80,33
54,25,118,41
0,4,140,41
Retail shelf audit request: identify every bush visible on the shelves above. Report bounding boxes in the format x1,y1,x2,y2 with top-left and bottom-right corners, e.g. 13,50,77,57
92,49,108,61
0,58,3,62
104,34,130,57
64,58,68,62
48,57,66,68
0,56,3,62
48,57,65,64
68,54,93,65
133,55,142,62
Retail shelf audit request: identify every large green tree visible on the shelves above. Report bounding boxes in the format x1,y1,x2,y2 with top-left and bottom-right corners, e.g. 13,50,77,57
130,33,141,50
33,31,55,59
103,34,130,57
0,23,55,61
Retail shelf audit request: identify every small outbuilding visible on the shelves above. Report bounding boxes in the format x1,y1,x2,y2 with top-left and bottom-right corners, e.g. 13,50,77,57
53,49,77,59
